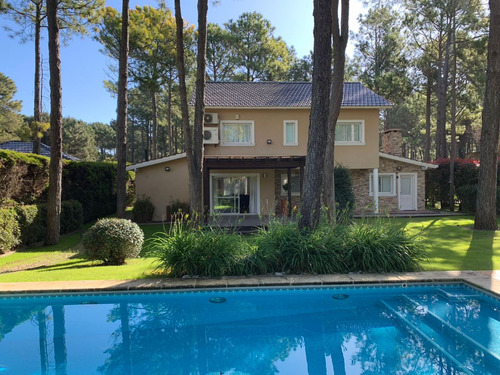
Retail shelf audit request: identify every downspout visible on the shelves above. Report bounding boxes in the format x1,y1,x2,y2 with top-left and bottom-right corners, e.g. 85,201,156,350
373,168,379,214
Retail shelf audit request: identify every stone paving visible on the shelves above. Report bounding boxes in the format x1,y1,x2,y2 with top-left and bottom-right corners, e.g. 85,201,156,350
0,270,499,296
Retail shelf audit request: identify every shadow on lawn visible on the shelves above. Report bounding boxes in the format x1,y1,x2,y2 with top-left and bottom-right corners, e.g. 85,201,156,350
462,228,495,270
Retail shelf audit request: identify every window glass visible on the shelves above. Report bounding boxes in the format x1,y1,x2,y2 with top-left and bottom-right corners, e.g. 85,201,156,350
222,123,253,144
400,177,412,195
370,174,394,195
335,121,363,143
285,123,296,144
281,173,301,196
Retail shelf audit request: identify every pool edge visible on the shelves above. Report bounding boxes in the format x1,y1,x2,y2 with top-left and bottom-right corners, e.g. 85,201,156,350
0,270,499,297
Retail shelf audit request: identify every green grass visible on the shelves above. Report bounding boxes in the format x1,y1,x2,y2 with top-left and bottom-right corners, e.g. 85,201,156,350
0,217,499,282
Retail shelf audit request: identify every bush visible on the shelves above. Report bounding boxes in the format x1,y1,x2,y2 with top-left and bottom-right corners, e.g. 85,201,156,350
456,185,500,214
166,200,190,221
60,200,84,234
334,165,356,218
148,220,247,277
0,207,20,253
83,218,144,265
342,220,427,272
133,197,155,222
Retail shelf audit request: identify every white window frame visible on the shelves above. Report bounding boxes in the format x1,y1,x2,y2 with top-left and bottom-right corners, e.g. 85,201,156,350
283,120,298,146
220,120,255,146
335,120,365,145
369,173,396,196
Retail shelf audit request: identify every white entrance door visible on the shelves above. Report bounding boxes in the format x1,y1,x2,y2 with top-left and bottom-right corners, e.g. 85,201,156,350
398,173,417,210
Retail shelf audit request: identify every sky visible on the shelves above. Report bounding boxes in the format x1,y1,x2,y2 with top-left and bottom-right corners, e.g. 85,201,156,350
0,0,365,124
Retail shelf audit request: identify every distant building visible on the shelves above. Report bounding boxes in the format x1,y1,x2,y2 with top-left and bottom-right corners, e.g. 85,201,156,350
0,140,80,161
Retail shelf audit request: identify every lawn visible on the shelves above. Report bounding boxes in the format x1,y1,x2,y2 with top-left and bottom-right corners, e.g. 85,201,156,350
0,216,499,282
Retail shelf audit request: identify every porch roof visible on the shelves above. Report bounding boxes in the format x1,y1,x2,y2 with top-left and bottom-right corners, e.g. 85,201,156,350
204,155,306,169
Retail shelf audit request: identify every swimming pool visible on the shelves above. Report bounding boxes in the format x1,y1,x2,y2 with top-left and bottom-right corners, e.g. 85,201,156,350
0,283,498,374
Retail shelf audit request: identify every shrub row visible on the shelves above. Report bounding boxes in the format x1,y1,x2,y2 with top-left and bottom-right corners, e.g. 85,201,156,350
147,218,427,277
0,200,83,253
1,150,135,222
456,185,500,213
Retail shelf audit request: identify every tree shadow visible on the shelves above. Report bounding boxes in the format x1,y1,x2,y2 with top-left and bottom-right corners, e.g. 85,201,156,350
462,228,495,271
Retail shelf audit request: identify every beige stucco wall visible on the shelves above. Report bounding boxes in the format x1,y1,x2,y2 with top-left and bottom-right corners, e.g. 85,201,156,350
204,107,380,169
134,157,189,221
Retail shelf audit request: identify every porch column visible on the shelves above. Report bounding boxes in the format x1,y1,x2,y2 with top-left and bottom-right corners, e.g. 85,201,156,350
373,168,379,214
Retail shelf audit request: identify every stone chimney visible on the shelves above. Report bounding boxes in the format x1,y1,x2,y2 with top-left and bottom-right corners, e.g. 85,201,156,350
382,129,403,157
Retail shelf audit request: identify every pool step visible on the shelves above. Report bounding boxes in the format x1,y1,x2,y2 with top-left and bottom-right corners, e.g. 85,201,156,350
381,296,500,375
401,295,500,370
437,288,479,301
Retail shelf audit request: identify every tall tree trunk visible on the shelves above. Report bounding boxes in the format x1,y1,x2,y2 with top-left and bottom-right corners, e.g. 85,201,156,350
474,0,500,230
151,92,158,159
298,0,332,230
322,0,349,221
424,74,432,162
436,24,452,159
175,0,207,216
449,13,457,212
167,74,174,155
130,119,135,163
45,0,63,245
33,1,42,155
116,0,129,218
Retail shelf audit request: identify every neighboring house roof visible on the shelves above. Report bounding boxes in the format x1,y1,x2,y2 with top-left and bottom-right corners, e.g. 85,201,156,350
379,152,438,170
202,81,392,108
0,141,80,161
126,153,187,171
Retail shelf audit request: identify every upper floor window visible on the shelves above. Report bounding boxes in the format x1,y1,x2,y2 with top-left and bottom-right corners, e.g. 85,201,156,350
221,121,255,146
335,120,365,145
283,120,298,146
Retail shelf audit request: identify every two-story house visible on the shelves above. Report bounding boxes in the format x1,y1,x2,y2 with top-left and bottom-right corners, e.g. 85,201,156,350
127,82,436,221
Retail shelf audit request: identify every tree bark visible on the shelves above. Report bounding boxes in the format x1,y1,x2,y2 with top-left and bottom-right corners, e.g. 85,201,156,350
322,0,349,221
116,0,129,218
151,91,158,159
175,0,207,216
436,22,452,159
474,0,500,230
298,0,332,230
33,1,42,155
449,13,457,212
167,73,174,155
45,0,63,245
424,74,432,162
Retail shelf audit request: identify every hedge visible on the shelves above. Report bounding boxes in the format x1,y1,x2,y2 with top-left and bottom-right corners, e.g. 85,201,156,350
456,184,500,214
0,200,83,252
1,150,134,222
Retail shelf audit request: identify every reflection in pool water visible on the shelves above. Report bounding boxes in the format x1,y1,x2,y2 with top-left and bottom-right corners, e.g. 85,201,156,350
0,284,498,374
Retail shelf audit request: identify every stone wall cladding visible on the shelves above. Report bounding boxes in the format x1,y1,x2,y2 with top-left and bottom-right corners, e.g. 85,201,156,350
382,129,403,157
351,158,426,214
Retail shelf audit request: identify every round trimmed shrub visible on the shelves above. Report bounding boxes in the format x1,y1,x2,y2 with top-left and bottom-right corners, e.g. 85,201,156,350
83,218,144,265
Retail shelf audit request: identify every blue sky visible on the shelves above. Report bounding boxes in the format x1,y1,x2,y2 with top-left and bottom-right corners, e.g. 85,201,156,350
0,0,364,124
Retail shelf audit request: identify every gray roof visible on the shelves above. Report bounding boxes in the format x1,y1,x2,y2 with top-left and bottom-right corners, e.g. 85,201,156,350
0,141,80,161
202,81,392,108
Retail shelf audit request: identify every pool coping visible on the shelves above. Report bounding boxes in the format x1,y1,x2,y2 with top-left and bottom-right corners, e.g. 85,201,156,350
0,270,499,296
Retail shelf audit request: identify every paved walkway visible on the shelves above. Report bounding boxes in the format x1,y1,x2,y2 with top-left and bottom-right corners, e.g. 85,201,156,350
0,270,499,296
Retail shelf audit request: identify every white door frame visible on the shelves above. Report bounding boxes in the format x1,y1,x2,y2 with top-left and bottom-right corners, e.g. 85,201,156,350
398,173,417,210
209,172,261,215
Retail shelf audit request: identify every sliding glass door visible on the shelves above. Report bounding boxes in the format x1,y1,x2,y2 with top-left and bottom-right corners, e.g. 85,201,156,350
211,174,259,214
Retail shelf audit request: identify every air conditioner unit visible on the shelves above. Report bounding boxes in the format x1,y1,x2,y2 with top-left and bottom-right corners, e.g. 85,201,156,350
204,112,219,124
203,128,219,144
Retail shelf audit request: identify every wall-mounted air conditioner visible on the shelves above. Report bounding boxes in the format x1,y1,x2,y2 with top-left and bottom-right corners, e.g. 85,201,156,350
204,113,219,124
203,128,219,144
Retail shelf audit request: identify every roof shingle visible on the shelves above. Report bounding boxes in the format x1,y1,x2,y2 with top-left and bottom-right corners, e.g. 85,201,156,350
202,81,391,108
0,141,80,161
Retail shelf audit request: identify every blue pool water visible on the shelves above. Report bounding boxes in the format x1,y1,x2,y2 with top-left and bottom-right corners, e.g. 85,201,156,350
0,283,499,374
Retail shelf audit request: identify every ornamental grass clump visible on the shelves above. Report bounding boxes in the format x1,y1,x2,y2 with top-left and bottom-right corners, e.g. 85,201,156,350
83,218,144,265
147,218,250,277
342,220,427,272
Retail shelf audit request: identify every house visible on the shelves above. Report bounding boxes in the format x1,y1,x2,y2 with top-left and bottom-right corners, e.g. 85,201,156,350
127,81,437,221
0,140,80,161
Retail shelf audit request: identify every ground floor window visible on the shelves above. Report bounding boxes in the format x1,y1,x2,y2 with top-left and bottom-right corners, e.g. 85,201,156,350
281,172,301,196
211,174,259,214
369,173,396,196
